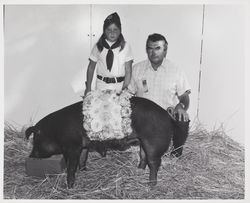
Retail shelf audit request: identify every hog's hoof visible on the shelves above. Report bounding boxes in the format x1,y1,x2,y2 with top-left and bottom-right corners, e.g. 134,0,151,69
98,151,106,157
170,150,182,158
138,161,147,169
148,180,157,188
96,149,107,157
67,177,75,189
100,151,107,157
67,182,74,189
79,166,87,171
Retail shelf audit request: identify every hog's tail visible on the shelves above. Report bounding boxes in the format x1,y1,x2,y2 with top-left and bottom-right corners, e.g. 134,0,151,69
25,126,37,140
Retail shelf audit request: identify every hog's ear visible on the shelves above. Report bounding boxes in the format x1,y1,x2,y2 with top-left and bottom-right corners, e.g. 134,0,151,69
25,126,37,140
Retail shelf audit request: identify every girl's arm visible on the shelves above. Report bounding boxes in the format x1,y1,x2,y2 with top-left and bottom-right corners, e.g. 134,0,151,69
84,59,97,96
122,60,133,90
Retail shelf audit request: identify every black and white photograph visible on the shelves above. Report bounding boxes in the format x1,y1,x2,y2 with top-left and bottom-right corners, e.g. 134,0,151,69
1,0,249,200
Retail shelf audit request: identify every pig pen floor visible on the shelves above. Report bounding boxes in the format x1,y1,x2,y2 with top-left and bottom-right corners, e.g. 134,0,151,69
3,122,244,199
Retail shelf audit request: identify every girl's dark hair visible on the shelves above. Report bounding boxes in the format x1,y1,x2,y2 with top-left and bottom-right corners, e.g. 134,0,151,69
96,33,126,52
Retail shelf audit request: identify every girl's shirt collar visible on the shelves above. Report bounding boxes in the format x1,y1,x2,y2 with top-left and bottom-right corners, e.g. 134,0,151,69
105,39,116,47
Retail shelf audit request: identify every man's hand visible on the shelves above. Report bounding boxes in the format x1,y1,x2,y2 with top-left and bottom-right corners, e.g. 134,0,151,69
175,91,190,122
175,103,189,122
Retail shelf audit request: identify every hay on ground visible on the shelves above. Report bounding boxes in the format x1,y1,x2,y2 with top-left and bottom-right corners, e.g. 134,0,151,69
3,122,244,199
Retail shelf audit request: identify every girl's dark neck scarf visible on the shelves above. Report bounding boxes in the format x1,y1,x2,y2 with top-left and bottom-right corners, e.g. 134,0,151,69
102,38,121,72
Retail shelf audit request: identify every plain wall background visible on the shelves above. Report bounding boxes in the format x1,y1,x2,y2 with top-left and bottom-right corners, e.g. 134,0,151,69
4,4,245,145
199,5,245,144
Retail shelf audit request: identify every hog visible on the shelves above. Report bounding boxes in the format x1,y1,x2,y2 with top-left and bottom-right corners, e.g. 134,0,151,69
25,96,189,188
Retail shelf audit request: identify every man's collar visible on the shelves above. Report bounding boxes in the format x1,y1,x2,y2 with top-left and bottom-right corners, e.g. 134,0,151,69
148,58,168,71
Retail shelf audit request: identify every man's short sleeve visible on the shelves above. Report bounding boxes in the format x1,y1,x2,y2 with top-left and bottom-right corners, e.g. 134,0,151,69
128,63,141,94
89,45,99,62
176,70,191,96
128,74,137,94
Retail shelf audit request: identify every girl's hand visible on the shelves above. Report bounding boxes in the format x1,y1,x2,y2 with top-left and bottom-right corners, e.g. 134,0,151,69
84,87,91,96
121,86,128,91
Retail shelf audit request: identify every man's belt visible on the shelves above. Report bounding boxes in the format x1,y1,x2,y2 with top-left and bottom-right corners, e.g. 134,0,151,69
97,75,125,84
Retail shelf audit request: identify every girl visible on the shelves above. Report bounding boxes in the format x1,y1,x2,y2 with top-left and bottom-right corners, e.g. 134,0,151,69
84,12,133,95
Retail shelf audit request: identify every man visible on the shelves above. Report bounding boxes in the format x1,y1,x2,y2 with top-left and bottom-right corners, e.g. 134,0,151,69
129,33,191,122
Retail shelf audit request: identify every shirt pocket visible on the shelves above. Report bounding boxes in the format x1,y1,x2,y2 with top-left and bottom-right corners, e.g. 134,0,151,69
163,80,177,96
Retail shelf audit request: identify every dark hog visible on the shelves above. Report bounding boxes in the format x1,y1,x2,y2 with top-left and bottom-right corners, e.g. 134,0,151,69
25,102,89,188
25,97,189,188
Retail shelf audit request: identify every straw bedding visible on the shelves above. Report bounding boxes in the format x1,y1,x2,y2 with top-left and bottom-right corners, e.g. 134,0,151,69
4,122,244,199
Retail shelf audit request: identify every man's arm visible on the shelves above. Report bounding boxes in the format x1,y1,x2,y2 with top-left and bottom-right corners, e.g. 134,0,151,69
175,91,190,121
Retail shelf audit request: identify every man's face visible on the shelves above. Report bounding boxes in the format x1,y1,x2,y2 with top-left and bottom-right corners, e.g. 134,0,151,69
146,40,167,66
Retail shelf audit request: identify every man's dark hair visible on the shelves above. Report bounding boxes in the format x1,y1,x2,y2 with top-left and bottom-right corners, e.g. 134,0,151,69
146,33,168,49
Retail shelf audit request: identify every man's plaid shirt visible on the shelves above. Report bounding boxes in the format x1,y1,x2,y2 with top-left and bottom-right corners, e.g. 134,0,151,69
129,58,191,110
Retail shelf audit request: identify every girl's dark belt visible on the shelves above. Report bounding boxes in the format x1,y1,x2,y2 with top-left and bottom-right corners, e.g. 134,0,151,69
97,75,125,84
